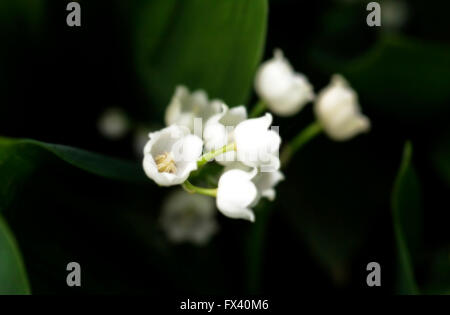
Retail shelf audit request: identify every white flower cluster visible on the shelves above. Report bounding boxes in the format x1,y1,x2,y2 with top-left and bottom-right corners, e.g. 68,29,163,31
142,48,371,245
143,85,283,230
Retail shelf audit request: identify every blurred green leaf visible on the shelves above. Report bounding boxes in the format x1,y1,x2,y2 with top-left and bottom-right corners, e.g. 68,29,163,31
0,137,147,213
133,0,268,114
0,214,30,295
0,137,146,185
312,34,450,121
391,141,423,294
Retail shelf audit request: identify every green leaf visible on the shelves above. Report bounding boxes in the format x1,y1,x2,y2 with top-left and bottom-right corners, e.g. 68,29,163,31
0,137,146,182
0,214,30,294
133,0,268,113
391,141,423,294
0,137,147,212
244,200,271,294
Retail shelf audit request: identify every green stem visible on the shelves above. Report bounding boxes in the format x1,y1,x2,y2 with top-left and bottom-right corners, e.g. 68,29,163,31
180,143,236,197
182,180,217,197
249,100,267,118
245,201,271,293
197,142,236,168
280,121,322,167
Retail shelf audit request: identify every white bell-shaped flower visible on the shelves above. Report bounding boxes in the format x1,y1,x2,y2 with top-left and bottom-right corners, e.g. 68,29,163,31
255,49,314,117
314,75,371,141
203,104,247,165
252,169,285,203
160,189,218,245
142,125,203,186
234,113,281,172
216,168,258,222
224,162,284,205
165,85,222,133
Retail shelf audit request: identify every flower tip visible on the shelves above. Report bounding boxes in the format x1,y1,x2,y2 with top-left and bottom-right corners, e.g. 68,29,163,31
241,209,256,222
249,167,258,179
219,102,228,113
331,74,348,86
273,48,284,59
263,112,273,124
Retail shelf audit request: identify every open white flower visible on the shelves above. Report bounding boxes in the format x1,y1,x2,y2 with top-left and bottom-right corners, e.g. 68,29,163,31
224,162,284,205
234,113,281,172
165,85,222,133
314,75,371,141
255,49,314,117
143,125,203,186
216,168,258,222
160,189,218,245
203,104,247,165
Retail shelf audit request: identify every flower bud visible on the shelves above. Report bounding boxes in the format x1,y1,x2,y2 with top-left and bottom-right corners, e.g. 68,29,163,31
234,113,281,172
255,49,314,116
224,162,284,205
216,168,258,222
314,75,371,141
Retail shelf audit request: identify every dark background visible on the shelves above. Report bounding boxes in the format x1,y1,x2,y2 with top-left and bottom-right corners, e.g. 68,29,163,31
0,0,449,295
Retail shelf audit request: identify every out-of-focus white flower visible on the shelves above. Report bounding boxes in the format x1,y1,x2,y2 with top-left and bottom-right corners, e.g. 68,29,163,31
224,162,284,205
314,75,371,141
216,168,258,222
97,107,129,139
165,85,222,133
143,125,203,186
160,189,218,245
203,104,247,165
234,113,281,172
382,0,408,30
255,49,314,117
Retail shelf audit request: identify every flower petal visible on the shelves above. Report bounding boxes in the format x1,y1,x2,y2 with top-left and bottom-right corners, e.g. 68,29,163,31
234,113,281,170
216,169,258,222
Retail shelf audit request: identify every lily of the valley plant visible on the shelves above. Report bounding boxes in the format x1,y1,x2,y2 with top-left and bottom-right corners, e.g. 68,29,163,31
142,48,371,238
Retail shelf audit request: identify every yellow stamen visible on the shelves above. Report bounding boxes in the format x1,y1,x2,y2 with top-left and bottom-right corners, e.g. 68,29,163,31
155,152,177,174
